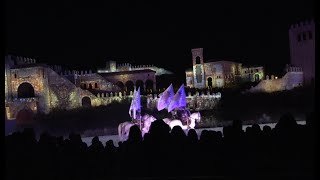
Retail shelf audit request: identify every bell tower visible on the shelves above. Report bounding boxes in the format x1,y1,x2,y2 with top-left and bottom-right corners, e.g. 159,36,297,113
191,48,205,88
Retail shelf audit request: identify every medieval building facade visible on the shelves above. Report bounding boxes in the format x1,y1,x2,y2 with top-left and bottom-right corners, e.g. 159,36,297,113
185,48,264,89
4,55,171,124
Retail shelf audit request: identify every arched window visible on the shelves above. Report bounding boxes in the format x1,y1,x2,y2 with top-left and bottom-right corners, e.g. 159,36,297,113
83,84,87,89
95,83,98,89
14,74,17,78
82,97,91,107
125,81,134,92
196,56,201,64
88,84,92,89
207,77,213,88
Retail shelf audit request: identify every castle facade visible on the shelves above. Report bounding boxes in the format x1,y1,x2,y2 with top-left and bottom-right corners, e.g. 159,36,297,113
185,48,264,89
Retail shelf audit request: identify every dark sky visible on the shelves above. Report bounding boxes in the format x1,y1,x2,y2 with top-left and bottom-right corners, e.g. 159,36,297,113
5,0,315,80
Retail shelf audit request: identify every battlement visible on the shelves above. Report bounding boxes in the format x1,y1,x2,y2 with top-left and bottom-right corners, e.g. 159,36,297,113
99,62,156,73
290,19,315,29
5,55,37,65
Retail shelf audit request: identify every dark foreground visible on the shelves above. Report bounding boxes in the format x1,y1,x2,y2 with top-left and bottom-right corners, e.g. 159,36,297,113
5,113,316,179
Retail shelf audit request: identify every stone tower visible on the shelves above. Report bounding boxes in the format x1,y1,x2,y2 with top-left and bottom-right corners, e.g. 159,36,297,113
106,60,117,72
289,20,315,84
191,48,205,88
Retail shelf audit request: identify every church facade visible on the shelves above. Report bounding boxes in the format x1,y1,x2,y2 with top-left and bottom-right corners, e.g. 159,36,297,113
185,48,264,89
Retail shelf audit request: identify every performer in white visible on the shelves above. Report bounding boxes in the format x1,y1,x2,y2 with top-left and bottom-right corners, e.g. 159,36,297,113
118,87,156,141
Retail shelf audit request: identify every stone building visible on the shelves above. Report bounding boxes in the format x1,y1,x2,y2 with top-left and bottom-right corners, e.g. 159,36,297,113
245,20,314,93
289,19,315,84
185,48,264,88
97,61,172,93
4,55,172,124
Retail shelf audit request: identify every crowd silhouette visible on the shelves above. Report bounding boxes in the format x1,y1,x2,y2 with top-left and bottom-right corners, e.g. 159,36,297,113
5,113,316,179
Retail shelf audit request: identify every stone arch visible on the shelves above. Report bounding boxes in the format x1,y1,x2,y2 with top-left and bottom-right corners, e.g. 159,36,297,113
116,81,125,90
88,83,93,90
136,80,144,91
125,80,134,92
254,74,260,82
16,108,34,125
81,96,91,107
17,82,35,98
207,77,213,88
196,56,201,64
145,79,153,92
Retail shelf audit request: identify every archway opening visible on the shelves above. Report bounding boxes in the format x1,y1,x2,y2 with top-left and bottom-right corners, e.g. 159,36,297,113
125,81,134,92
145,80,153,93
17,82,35,98
116,81,125,91
136,80,144,92
207,77,213,88
196,56,201,64
88,84,93,90
255,74,260,82
81,97,91,107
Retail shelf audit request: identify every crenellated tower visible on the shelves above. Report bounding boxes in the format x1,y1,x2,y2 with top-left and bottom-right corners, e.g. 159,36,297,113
289,19,315,84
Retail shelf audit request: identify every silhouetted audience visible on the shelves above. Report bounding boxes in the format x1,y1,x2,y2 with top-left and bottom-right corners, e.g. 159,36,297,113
5,113,316,179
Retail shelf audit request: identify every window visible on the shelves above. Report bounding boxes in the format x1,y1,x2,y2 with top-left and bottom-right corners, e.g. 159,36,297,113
196,56,201,64
256,69,259,72
302,32,306,40
251,70,253,73
308,31,312,39
244,71,247,73
297,34,301,42
14,73,17,78
95,83,98,88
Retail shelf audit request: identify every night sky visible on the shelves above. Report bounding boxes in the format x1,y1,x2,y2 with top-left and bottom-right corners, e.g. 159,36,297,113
5,0,314,82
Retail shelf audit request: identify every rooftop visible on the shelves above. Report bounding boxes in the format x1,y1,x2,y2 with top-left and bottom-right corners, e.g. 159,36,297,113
98,69,156,76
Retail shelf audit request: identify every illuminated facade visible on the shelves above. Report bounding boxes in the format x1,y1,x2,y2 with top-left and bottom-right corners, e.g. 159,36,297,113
4,55,172,124
186,48,264,88
246,65,303,93
97,61,172,93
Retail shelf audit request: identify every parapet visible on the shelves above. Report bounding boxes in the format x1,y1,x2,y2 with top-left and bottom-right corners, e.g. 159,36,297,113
290,19,315,29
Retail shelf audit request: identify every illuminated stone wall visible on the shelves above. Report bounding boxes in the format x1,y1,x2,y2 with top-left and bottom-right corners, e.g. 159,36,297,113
77,73,118,91
10,66,51,113
241,66,264,82
99,70,157,91
246,68,303,93
186,48,264,89
146,92,221,111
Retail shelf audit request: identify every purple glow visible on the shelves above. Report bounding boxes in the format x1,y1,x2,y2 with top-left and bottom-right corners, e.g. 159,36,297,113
157,84,174,111
168,84,186,112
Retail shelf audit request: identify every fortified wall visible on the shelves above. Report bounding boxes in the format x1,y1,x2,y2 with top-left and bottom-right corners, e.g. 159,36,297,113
246,66,303,93
146,91,221,111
